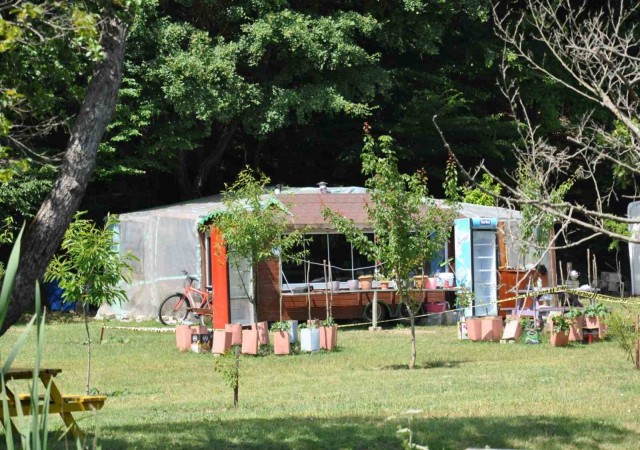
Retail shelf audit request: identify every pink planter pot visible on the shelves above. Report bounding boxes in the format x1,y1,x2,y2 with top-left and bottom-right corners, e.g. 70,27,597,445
320,325,337,350
359,279,373,290
550,330,569,347
251,321,269,345
274,331,290,355
225,323,243,346
480,316,503,342
466,318,483,341
175,325,193,352
568,317,584,342
241,329,258,355
425,277,438,289
585,316,607,339
212,330,232,354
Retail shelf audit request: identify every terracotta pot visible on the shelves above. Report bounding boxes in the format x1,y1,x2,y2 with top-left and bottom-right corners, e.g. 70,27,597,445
225,323,242,346
413,275,426,289
466,317,483,341
241,329,258,355
273,330,291,355
379,281,390,289
584,316,599,329
359,276,373,290
251,321,269,345
501,320,521,340
568,324,582,342
480,316,503,342
320,325,337,351
550,330,569,347
175,325,193,352
212,329,232,354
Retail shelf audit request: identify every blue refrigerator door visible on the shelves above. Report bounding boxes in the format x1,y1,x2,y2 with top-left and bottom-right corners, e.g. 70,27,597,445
454,219,473,317
472,230,498,316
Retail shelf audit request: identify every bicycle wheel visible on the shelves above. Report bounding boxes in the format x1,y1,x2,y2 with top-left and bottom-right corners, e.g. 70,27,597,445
159,294,191,325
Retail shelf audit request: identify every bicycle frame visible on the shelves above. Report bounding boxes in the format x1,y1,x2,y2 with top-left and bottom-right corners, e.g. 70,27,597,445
184,284,213,308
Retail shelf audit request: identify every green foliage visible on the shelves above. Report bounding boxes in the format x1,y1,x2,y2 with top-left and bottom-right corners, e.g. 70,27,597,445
214,350,240,391
462,173,502,206
455,287,474,310
45,212,135,309
270,321,291,333
550,315,570,333
584,302,609,319
518,166,573,256
566,307,583,322
607,308,638,368
604,219,631,252
325,134,456,309
321,317,335,327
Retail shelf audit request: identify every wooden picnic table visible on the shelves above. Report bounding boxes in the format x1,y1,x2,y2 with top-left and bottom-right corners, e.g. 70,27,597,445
0,367,106,440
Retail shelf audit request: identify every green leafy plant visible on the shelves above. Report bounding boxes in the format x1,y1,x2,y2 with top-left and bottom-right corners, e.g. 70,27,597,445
270,321,291,333
455,287,474,310
566,307,583,322
550,315,570,333
607,308,639,369
321,316,335,327
584,302,609,318
520,317,534,330
200,168,307,324
324,133,456,369
45,212,136,395
214,349,241,408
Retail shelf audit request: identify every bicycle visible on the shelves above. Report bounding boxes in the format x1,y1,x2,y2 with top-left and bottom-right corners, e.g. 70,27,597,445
158,271,213,325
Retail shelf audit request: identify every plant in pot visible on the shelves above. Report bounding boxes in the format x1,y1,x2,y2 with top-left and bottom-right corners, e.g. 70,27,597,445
270,321,292,355
375,271,391,289
584,302,609,338
565,307,585,342
299,322,320,352
319,316,338,350
456,288,480,340
549,314,570,347
358,273,374,290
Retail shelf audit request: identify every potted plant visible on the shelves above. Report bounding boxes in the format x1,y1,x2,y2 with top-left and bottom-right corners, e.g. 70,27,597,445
566,307,585,342
270,321,291,355
358,274,374,290
376,272,391,289
584,302,609,338
299,322,320,352
549,314,570,347
319,316,338,351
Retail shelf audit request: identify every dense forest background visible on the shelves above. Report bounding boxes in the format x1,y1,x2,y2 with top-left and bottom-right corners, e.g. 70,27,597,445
0,0,631,278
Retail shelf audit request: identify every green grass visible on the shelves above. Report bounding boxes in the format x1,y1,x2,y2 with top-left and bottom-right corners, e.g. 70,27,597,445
1,322,639,449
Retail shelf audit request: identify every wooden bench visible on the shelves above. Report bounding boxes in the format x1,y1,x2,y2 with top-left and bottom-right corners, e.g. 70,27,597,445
3,394,107,415
1,368,105,440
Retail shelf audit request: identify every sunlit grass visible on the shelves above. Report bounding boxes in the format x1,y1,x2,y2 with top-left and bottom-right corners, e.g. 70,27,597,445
1,321,638,449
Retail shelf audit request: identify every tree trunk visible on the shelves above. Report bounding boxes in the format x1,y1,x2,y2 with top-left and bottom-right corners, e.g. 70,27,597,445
193,122,239,197
1,16,128,335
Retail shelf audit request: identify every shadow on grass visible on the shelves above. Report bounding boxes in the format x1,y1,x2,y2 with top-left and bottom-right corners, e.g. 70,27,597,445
378,359,468,370
94,414,638,450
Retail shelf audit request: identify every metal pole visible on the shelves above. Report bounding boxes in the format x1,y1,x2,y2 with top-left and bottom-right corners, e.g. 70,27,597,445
373,289,378,329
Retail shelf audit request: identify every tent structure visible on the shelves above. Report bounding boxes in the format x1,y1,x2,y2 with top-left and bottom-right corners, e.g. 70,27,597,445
100,186,548,321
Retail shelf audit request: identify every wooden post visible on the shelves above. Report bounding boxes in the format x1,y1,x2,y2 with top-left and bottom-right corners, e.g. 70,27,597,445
99,324,105,344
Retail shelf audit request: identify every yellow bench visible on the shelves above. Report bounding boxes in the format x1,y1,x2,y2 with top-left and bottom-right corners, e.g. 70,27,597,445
1,368,105,439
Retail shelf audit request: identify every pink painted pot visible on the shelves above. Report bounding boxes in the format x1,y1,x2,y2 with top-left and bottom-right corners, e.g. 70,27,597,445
320,325,338,351
550,330,569,347
273,331,290,355
480,316,503,342
466,318,483,341
175,325,193,352
225,323,242,346
251,321,269,345
241,329,258,355
212,330,232,354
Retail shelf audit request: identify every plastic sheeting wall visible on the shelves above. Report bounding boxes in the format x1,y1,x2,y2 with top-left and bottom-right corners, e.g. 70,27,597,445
100,215,202,319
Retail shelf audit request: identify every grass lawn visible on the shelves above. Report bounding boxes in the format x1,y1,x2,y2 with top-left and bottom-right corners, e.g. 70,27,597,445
1,320,639,449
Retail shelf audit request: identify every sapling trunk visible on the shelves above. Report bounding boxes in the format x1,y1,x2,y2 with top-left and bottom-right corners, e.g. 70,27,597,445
84,303,92,395
409,308,416,370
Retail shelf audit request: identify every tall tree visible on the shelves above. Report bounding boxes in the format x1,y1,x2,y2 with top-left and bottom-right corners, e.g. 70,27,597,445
453,0,640,249
325,130,456,369
2,1,133,334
